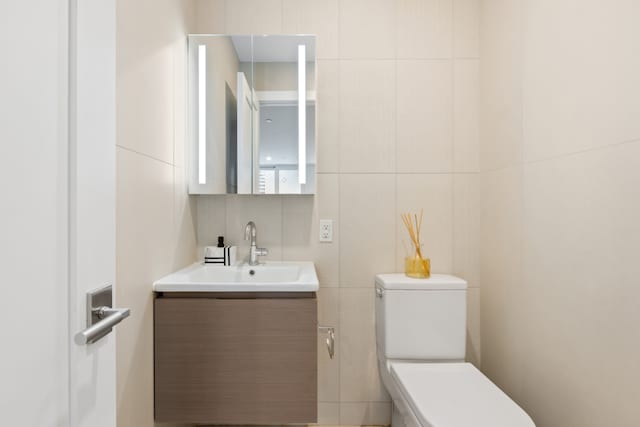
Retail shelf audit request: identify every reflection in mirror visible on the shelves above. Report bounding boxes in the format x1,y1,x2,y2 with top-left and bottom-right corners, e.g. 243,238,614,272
187,35,316,195
253,35,316,195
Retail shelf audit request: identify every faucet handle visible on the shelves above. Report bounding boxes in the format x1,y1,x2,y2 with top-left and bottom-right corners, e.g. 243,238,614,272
255,247,268,257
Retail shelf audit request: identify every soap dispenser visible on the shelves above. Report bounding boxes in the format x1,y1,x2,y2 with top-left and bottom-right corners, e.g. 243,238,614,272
204,236,226,265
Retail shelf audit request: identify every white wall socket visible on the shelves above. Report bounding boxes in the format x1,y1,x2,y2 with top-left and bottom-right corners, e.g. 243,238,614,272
319,219,333,242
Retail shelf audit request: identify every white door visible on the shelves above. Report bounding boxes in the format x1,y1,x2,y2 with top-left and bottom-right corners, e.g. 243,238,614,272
68,0,119,425
252,90,261,193
0,0,119,425
237,71,253,194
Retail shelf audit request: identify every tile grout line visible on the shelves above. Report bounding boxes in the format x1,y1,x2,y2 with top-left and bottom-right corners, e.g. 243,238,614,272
336,1,342,420
478,137,640,176
328,171,473,175
336,171,342,422
451,41,456,277
394,21,398,273
522,137,640,166
452,0,460,281
115,144,175,167
170,37,178,253
517,0,526,377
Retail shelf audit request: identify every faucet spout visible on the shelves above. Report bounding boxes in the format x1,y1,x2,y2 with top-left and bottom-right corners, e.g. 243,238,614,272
244,221,267,265
245,221,257,243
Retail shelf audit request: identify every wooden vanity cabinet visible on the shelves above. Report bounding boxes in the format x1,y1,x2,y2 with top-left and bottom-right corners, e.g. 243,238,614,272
154,292,317,424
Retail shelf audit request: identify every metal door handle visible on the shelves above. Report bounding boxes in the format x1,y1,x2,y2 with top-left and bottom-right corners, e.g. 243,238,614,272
74,306,130,345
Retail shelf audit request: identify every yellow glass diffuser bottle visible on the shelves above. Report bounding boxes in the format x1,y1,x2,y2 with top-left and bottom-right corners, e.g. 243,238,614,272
401,210,431,278
405,252,430,278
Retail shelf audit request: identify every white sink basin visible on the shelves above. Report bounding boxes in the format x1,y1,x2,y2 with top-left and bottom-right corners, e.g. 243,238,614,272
153,261,319,292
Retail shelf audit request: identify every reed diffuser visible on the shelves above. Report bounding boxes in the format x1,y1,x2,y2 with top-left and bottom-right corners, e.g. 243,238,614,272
401,209,430,278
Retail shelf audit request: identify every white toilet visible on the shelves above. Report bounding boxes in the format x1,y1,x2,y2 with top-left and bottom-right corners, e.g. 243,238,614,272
375,273,535,427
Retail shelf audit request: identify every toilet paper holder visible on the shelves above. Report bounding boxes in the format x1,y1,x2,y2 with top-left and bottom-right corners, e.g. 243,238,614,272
318,325,335,359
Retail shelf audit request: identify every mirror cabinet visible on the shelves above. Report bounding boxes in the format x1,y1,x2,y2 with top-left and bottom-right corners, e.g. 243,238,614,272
188,35,316,195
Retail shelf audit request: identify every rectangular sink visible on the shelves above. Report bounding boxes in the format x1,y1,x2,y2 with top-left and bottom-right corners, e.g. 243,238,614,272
153,261,319,292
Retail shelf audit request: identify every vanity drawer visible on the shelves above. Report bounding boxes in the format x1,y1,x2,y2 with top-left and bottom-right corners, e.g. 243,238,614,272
154,294,317,424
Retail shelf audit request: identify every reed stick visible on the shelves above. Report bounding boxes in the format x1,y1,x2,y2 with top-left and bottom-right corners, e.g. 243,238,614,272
401,209,424,260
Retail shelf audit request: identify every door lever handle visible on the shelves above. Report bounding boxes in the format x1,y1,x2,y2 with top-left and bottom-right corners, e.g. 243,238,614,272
75,306,130,345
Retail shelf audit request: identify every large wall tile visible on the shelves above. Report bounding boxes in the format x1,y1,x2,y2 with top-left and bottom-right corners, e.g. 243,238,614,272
282,0,339,59
283,174,340,287
224,0,283,34
194,0,225,33
339,174,396,287
117,0,193,64
116,148,176,427
479,166,524,401
317,402,340,425
339,0,396,59
453,173,479,286
340,402,392,425
116,149,176,283
453,0,479,58
196,195,227,253
116,0,194,166
397,0,453,59
522,0,640,163
339,289,390,402
397,60,453,173
520,142,640,426
480,3,640,425
466,287,481,367
396,174,453,274
454,59,479,172
172,37,189,169
316,60,340,173
317,288,340,402
339,60,396,173
117,47,175,164
172,166,197,270
479,0,523,172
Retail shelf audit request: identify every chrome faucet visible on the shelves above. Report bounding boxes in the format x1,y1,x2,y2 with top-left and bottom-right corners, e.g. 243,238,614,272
244,221,268,265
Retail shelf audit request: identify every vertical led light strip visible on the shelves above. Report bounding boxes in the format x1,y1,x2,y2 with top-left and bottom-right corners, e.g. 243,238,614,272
198,44,207,184
298,44,306,185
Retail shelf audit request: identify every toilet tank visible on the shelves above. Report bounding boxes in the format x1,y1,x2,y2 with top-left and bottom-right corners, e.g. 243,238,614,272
375,274,467,361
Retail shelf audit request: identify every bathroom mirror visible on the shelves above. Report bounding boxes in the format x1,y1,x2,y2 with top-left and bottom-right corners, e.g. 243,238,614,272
188,34,316,195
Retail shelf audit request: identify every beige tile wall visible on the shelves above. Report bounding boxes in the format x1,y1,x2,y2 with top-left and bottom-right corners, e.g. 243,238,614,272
480,1,640,426
115,1,197,426
194,0,480,424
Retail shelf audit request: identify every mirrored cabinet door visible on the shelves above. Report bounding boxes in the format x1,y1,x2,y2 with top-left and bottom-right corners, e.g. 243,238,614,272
187,35,253,194
252,35,316,195
188,34,316,195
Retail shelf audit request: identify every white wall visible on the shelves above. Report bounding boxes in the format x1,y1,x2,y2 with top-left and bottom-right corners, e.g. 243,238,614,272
194,0,481,424
480,1,640,426
115,1,197,426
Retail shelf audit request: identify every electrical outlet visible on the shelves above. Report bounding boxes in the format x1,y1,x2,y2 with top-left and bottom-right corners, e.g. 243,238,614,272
319,219,333,242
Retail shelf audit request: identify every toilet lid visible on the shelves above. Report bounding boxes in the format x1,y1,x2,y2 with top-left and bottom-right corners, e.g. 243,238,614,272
391,363,535,427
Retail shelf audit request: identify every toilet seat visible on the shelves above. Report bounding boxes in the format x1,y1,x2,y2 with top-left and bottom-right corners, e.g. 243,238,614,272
390,362,535,427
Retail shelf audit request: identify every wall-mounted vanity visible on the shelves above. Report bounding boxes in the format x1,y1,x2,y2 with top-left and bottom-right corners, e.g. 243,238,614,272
188,34,316,195
153,261,319,424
